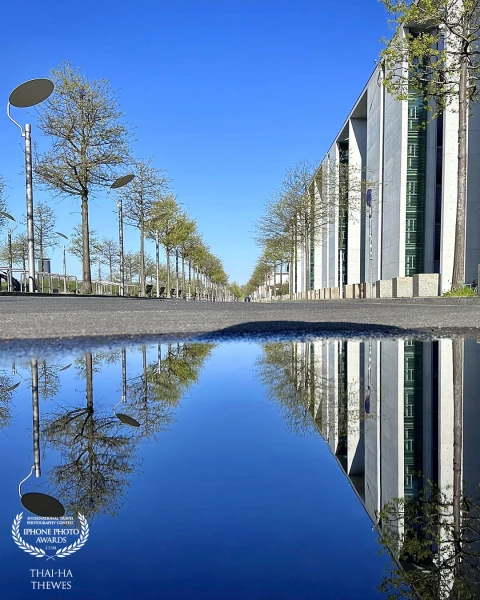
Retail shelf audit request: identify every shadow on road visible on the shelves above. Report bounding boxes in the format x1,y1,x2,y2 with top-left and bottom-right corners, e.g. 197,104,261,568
0,320,451,361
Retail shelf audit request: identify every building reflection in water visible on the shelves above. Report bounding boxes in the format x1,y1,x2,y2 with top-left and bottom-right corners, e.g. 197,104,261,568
256,339,480,599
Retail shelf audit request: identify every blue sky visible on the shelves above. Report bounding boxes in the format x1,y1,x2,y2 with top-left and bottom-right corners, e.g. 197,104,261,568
0,0,391,285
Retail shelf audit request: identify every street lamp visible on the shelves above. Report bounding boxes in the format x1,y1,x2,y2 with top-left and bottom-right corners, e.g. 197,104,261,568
54,232,68,293
155,230,160,298
109,174,135,297
0,211,17,291
7,79,54,293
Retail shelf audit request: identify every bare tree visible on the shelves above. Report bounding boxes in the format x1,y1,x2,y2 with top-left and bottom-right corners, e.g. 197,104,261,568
0,233,27,269
34,62,132,293
121,159,171,296
29,201,58,268
97,238,119,282
254,160,372,295
146,196,189,298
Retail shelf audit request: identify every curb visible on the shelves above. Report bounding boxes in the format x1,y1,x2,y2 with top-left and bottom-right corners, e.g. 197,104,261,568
259,297,480,306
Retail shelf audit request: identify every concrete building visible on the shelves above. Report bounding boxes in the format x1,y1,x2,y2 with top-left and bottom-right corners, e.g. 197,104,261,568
292,27,480,296
254,267,290,300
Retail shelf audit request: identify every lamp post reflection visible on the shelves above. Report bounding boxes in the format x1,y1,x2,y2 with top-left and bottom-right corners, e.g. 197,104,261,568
113,348,140,427
19,359,64,517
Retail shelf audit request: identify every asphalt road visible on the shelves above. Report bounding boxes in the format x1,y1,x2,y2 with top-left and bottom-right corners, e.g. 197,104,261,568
1,296,480,350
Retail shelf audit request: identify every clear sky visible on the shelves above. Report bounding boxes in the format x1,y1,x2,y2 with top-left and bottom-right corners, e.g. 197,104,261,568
0,0,391,285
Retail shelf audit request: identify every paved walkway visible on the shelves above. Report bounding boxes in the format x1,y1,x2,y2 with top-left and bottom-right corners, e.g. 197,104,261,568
0,296,479,351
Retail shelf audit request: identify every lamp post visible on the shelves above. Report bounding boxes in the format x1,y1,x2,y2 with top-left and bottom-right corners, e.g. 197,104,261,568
54,232,68,293
7,79,54,293
109,174,135,297
0,211,17,291
155,230,160,298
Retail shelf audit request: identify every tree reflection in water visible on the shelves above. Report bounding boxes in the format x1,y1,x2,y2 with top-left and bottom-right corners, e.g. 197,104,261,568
378,482,480,600
0,369,17,429
126,343,215,438
254,341,359,439
41,343,214,520
42,352,138,520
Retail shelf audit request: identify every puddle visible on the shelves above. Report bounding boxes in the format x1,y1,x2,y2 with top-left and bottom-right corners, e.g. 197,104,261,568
0,338,478,599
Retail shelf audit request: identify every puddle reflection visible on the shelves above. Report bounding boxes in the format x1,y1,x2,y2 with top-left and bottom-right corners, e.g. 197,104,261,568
0,338,478,598
256,339,480,599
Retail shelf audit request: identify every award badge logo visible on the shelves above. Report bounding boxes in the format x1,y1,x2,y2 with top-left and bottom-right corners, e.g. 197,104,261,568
12,513,89,560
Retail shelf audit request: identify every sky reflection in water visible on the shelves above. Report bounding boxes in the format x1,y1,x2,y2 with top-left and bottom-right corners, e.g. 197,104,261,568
0,338,478,599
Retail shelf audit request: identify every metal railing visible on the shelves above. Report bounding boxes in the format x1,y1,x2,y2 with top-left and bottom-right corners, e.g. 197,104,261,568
1,269,234,301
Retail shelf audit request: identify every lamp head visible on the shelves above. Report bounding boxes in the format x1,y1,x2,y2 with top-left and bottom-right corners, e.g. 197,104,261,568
21,492,65,517
54,232,68,240
0,211,15,222
9,79,54,108
116,413,141,427
110,174,135,189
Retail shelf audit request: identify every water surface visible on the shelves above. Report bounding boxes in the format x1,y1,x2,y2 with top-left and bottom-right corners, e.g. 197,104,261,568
0,338,478,599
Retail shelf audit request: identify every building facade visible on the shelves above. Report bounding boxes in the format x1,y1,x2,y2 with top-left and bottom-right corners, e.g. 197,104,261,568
292,31,480,295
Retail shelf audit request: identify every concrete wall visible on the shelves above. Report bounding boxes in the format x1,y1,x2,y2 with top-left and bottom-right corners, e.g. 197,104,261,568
440,101,458,292
382,88,407,279
366,68,383,286
313,179,323,289
348,118,366,284
328,146,339,288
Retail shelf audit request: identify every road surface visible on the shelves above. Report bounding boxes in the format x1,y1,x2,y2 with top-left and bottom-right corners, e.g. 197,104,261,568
0,296,479,356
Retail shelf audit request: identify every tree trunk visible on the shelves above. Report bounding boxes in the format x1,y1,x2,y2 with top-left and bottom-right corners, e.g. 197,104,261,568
289,243,294,300
166,249,171,298
85,352,93,411
182,254,185,295
39,228,44,274
142,345,147,402
140,225,145,297
452,338,463,564
81,193,92,293
273,261,277,298
175,249,179,298
280,261,283,296
451,54,468,291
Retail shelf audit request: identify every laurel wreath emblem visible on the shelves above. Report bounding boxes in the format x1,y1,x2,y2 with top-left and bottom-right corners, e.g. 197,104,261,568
12,513,89,560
